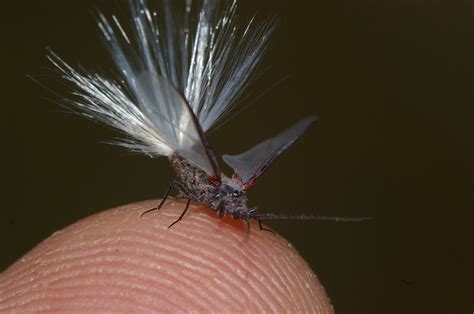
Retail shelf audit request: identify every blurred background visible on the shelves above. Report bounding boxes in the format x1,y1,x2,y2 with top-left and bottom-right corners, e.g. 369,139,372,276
1,0,472,312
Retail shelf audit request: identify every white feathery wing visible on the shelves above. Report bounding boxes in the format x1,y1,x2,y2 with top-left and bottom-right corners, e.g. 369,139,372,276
222,116,317,189
48,0,275,176
48,54,220,176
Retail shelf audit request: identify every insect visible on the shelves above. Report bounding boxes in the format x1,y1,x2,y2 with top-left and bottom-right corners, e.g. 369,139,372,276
48,0,365,231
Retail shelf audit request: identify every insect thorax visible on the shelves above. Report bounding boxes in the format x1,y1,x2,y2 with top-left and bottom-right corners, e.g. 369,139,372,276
170,154,250,219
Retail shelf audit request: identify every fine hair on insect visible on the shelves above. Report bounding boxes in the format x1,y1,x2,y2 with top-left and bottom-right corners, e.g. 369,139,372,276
47,0,369,234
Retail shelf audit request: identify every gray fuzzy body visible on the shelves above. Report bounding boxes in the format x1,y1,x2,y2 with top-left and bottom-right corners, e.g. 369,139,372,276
171,154,253,220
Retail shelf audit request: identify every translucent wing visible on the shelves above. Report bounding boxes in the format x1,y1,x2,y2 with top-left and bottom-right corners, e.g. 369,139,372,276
223,116,317,189
135,71,221,177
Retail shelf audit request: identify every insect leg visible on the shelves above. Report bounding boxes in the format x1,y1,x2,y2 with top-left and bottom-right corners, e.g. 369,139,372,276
168,198,192,229
141,179,180,217
245,219,251,236
217,202,225,218
258,219,275,234
237,219,252,246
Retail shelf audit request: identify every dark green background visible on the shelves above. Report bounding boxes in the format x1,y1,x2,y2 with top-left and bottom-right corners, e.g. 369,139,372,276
2,0,472,312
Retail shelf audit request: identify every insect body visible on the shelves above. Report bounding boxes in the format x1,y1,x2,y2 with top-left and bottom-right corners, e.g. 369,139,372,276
165,112,315,223
49,0,334,228
170,154,250,220
143,109,315,229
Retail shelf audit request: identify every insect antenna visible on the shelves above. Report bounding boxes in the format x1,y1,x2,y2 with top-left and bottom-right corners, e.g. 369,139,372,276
253,213,372,223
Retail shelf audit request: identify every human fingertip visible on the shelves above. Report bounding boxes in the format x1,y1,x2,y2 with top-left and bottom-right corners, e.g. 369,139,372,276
0,200,333,313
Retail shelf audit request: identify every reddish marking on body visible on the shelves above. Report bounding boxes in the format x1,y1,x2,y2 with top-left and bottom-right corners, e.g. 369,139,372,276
195,206,248,231
207,175,221,183
243,182,255,190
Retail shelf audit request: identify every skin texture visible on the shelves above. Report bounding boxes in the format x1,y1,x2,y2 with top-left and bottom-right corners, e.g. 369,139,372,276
0,200,334,312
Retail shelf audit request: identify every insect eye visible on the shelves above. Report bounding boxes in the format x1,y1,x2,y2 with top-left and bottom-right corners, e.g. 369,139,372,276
232,190,243,198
